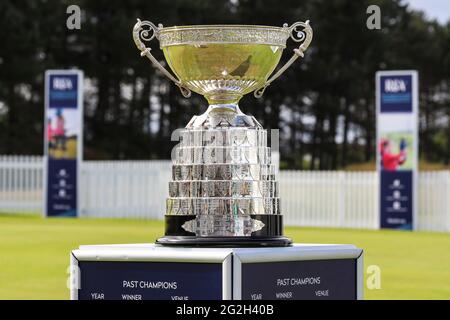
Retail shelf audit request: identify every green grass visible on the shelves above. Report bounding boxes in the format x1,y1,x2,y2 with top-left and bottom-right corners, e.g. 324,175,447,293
0,214,449,300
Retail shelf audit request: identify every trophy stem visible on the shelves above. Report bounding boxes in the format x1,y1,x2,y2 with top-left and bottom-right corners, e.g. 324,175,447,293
208,103,239,114
186,103,263,129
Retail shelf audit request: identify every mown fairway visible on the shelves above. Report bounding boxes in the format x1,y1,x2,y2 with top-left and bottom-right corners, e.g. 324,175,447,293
0,214,449,299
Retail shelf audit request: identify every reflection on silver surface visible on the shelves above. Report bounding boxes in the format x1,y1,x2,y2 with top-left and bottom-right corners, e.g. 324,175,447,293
179,128,267,147
172,164,276,181
169,181,278,198
166,197,280,216
173,146,271,165
182,215,266,237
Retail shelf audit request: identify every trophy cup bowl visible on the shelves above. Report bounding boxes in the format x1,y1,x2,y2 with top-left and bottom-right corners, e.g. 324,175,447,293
133,20,313,247
160,28,286,106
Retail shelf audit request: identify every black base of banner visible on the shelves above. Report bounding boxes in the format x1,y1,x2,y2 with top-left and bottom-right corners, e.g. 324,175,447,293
156,235,292,247
157,214,291,247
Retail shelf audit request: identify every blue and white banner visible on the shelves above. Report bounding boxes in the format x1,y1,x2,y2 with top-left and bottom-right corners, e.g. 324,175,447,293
44,70,83,217
376,71,418,230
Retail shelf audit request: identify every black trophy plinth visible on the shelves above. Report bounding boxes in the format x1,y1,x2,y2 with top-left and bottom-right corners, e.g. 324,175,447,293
156,236,292,248
156,214,292,247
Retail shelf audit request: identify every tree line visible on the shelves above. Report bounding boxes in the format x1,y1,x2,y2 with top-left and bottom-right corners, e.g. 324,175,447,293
0,0,448,169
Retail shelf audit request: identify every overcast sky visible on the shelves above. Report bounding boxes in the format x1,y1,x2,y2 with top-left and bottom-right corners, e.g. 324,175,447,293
405,0,449,24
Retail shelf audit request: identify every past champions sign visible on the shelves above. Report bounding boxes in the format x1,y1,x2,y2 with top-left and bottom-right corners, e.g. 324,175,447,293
44,70,83,217
376,71,418,230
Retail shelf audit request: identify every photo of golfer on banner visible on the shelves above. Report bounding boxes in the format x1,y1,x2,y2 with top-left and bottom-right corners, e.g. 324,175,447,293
379,135,412,171
47,108,78,160
378,113,415,171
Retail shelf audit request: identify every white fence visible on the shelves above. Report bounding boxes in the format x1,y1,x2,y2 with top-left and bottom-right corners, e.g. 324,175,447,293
0,156,449,232
0,156,43,213
280,171,379,229
418,171,450,232
81,161,171,220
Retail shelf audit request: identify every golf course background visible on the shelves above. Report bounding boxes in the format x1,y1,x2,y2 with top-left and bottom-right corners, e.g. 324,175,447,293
1,214,449,300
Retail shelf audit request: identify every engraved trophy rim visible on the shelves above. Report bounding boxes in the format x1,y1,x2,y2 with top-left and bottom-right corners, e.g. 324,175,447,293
158,24,290,44
158,24,291,47
160,24,289,31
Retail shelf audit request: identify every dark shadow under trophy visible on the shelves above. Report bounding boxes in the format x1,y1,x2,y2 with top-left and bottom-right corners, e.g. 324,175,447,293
133,20,313,247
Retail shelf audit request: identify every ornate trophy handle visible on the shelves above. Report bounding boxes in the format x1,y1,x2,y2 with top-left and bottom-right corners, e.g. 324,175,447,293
254,21,313,98
133,19,192,98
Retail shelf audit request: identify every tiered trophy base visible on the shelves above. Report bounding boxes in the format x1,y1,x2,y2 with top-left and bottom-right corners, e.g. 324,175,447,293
161,106,290,248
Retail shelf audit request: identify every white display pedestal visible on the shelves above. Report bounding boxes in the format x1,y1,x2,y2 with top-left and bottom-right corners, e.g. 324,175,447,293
70,244,363,300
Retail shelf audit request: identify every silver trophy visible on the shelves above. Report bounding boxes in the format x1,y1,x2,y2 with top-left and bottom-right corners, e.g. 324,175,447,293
133,19,313,246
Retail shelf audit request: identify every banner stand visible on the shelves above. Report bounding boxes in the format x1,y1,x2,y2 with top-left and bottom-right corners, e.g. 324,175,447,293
44,70,83,217
376,70,418,230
